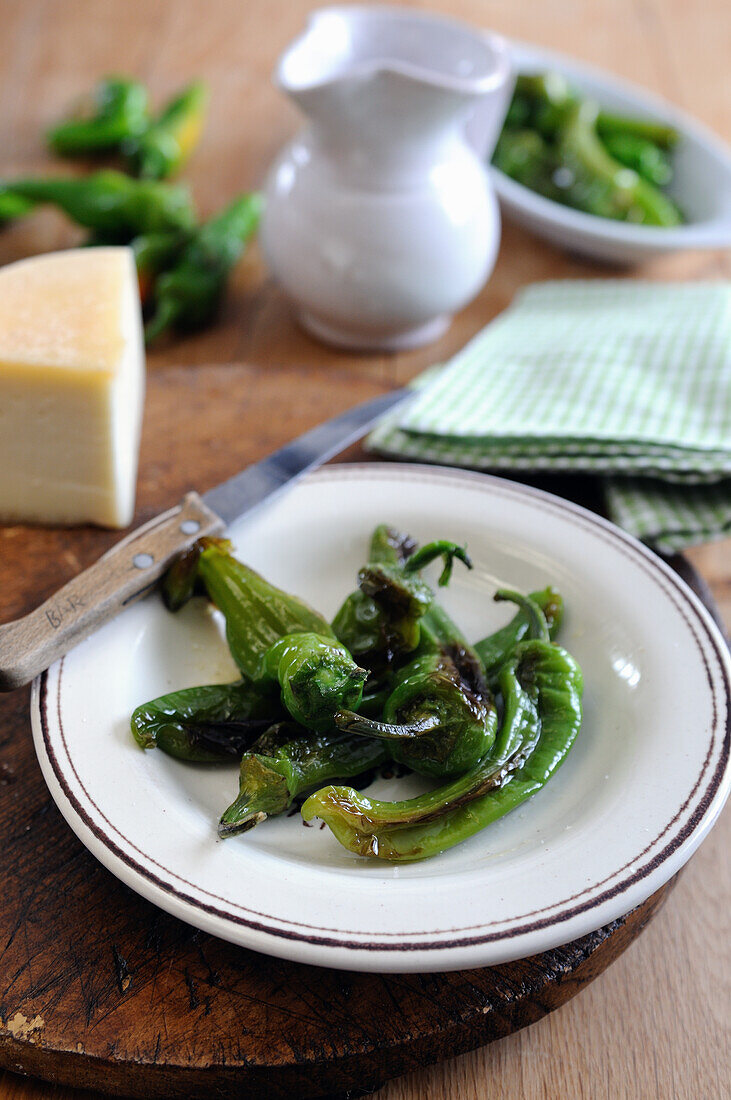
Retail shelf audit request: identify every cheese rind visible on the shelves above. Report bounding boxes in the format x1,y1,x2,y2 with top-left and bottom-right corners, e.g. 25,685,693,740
0,247,145,528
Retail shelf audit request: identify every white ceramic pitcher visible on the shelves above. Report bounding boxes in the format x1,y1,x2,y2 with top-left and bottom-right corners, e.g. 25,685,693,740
261,5,511,351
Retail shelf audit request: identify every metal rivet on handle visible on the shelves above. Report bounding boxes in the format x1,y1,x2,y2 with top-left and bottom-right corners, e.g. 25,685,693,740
180,520,201,535
133,553,155,569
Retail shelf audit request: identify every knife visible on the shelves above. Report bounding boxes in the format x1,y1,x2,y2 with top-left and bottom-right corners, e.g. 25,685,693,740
0,388,411,691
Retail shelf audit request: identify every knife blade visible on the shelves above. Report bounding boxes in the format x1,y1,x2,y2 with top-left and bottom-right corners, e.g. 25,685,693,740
0,387,411,691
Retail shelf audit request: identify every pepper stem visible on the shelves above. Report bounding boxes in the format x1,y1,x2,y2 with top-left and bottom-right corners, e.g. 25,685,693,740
403,541,472,586
494,589,550,642
334,709,441,741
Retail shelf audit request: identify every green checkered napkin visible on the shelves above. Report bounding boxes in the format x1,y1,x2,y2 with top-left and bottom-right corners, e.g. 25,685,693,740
369,281,731,554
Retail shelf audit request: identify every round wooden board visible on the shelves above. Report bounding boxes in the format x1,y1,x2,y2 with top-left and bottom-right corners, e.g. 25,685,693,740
0,362,710,1100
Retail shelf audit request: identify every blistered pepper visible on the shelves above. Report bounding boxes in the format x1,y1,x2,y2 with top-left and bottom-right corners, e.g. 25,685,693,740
475,586,563,683
162,537,337,681
131,679,281,762
332,524,472,674
218,722,389,836
305,637,583,861
263,633,367,732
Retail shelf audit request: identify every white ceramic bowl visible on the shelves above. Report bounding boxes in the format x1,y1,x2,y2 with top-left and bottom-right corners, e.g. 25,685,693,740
32,466,731,973
490,41,731,264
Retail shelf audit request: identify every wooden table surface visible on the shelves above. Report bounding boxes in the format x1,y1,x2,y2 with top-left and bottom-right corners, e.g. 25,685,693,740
1,0,729,1097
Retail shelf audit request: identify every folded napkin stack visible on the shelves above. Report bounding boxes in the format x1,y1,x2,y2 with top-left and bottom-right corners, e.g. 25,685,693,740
369,280,731,554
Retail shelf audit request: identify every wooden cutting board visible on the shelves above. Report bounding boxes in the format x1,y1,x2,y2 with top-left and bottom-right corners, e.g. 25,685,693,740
0,359,713,1100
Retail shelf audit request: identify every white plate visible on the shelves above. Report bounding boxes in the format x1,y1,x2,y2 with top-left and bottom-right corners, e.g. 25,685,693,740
32,465,730,973
490,41,731,263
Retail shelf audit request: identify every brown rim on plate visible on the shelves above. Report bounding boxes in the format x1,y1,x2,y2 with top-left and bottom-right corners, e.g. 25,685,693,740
36,465,731,954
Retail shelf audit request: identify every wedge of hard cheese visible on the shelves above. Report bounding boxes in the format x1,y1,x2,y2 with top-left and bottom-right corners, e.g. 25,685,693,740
0,247,145,527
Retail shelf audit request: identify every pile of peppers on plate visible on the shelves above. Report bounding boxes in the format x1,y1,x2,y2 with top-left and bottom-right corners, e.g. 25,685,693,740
492,72,683,226
0,76,262,342
131,527,584,862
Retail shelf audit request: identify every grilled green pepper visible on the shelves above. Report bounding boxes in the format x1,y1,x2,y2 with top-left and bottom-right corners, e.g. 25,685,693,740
305,638,583,861
263,633,367,731
164,537,337,681
47,76,149,156
332,525,471,673
303,640,541,835
0,170,196,239
131,679,281,762
219,722,390,836
475,586,563,682
144,191,261,342
125,81,208,179
335,588,499,779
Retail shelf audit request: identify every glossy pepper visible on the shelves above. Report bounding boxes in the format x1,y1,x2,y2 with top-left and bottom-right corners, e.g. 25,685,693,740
305,637,583,861
124,81,208,180
0,170,196,239
475,586,563,683
144,191,262,342
162,537,337,681
332,524,472,673
131,679,281,762
47,76,149,156
218,722,390,836
262,633,367,732
302,635,543,837
334,590,500,779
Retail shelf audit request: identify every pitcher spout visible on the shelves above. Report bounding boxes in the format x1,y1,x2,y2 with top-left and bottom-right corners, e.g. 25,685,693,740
276,5,511,154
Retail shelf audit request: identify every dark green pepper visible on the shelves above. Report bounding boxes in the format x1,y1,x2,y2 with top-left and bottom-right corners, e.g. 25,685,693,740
305,638,583,861
124,81,208,180
0,170,196,239
131,680,280,762
332,524,471,673
164,537,337,682
263,633,367,732
336,644,496,778
144,191,261,342
47,76,149,156
302,639,541,835
219,722,390,836
475,586,563,681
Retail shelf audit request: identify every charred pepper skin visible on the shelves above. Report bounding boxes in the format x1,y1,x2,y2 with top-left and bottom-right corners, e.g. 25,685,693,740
177,538,337,682
131,680,280,762
305,639,583,861
303,642,541,833
144,191,262,341
47,76,150,156
218,723,390,836
332,524,472,673
263,633,367,732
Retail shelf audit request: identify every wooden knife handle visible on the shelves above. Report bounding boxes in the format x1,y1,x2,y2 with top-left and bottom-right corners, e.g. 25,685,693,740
0,493,224,691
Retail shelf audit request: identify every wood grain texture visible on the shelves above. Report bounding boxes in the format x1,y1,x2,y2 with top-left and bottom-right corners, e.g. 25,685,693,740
0,0,729,1097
